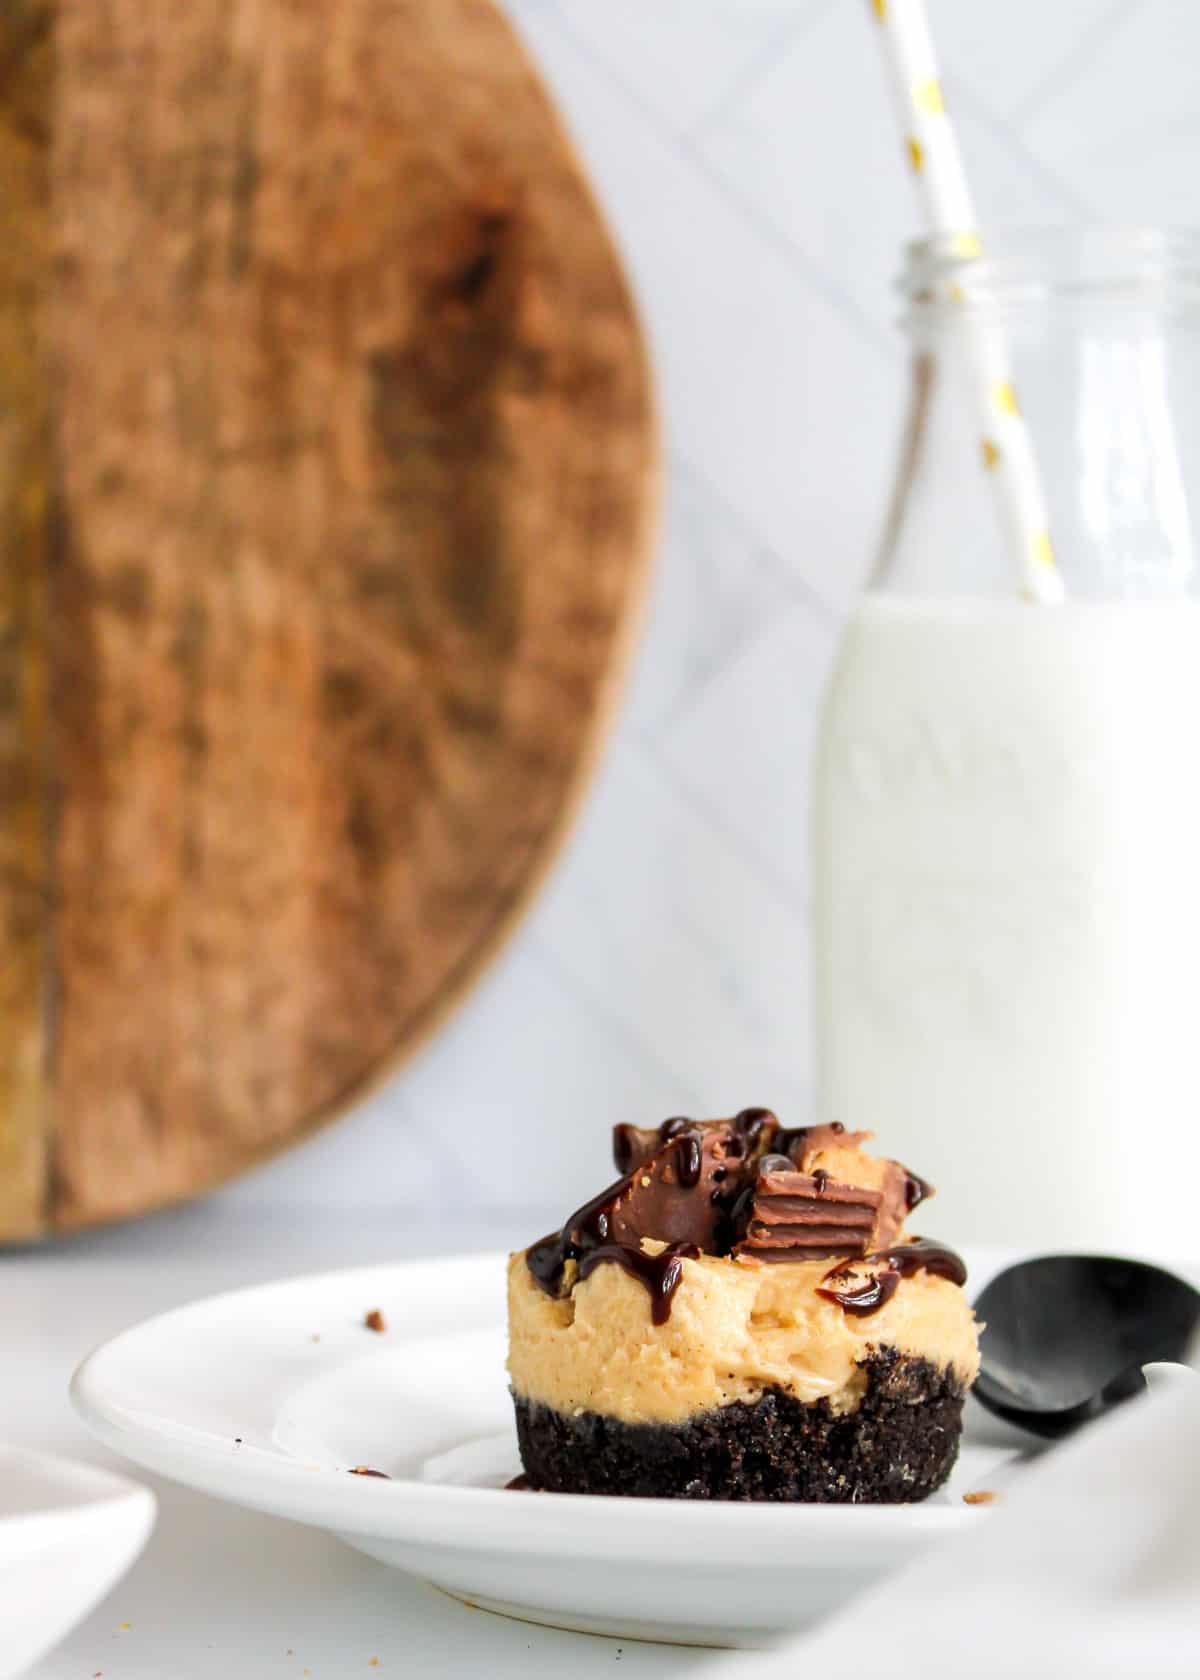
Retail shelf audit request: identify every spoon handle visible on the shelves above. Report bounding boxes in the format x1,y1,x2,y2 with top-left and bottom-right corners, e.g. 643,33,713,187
1142,1361,1198,1397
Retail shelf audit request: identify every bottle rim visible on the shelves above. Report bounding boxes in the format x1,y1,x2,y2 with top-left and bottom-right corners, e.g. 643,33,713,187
900,224,1200,315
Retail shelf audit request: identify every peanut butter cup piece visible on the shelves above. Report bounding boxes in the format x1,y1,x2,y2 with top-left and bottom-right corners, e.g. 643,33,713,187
612,1108,779,1176
779,1125,929,1250
734,1164,882,1263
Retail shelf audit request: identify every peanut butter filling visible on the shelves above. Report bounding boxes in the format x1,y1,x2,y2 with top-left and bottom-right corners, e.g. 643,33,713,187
508,1244,980,1425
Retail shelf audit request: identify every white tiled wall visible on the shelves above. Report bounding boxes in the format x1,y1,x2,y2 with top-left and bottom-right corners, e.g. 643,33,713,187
222,0,1200,1218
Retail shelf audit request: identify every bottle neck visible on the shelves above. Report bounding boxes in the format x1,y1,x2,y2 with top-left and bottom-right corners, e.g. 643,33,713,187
877,316,1200,602
883,229,1200,602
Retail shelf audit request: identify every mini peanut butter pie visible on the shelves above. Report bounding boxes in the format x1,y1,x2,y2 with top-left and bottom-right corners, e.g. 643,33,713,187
507,1110,979,1501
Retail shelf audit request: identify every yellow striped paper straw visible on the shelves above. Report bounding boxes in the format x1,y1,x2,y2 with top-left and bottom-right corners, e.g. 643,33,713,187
869,0,1064,605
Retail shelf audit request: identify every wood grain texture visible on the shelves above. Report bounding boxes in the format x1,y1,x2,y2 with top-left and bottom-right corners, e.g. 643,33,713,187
0,0,656,1235
0,1,53,1238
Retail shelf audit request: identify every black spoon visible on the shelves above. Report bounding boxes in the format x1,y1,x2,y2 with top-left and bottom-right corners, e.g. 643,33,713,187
973,1254,1200,1440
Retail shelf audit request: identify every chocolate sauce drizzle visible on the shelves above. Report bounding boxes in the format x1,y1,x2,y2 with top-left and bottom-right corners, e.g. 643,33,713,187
526,1126,715,1320
530,1113,782,1320
731,1107,777,1150
817,1238,968,1318
676,1132,703,1187
819,1271,901,1316
527,1110,954,1325
612,1125,640,1176
903,1169,934,1211
775,1120,845,1158
577,1240,700,1325
526,1173,633,1297
613,1114,706,1175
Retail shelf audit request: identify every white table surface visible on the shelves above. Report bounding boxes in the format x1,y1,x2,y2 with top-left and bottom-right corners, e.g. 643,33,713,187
6,1203,726,1680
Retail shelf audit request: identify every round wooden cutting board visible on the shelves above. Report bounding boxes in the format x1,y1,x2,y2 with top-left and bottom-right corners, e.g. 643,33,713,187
0,0,657,1238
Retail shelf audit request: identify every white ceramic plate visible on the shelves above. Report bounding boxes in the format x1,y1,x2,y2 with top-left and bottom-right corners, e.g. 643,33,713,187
0,1444,155,1680
71,1252,1021,1647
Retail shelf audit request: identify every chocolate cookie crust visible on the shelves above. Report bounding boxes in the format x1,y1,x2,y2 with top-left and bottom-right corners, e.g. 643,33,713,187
513,1350,965,1502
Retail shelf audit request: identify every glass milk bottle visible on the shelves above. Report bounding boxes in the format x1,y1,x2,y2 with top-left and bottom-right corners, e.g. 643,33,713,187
814,229,1200,1253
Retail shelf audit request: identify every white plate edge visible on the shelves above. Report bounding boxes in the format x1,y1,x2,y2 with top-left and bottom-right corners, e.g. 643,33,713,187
70,1252,993,1556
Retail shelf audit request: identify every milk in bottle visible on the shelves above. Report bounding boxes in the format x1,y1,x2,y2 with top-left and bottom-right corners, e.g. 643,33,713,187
813,230,1200,1249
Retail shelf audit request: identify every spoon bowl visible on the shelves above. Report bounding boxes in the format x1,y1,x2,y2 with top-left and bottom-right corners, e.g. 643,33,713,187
973,1255,1200,1440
